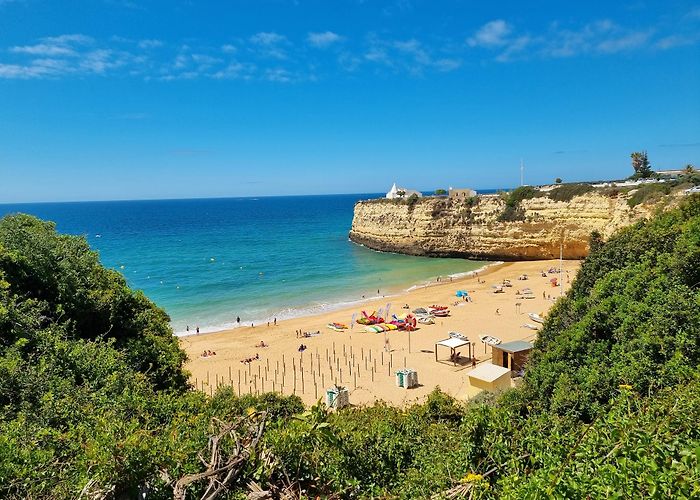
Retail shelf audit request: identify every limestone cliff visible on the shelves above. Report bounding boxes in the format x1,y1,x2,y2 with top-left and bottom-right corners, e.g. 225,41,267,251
349,191,674,260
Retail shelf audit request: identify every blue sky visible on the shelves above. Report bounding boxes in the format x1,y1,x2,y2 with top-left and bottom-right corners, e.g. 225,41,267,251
1,0,699,202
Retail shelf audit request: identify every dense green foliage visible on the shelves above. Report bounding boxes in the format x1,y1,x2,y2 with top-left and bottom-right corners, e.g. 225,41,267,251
498,186,542,221
0,215,187,391
1,199,699,498
547,182,594,202
627,182,672,207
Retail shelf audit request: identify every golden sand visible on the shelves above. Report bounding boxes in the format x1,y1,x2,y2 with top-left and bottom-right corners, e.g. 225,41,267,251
180,259,579,406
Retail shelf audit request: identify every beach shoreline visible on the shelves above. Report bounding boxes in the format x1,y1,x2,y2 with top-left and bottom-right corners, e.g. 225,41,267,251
174,260,503,337
180,259,579,407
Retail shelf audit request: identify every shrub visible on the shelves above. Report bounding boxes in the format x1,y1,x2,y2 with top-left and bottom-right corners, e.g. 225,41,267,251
627,182,671,207
498,186,541,221
547,183,594,202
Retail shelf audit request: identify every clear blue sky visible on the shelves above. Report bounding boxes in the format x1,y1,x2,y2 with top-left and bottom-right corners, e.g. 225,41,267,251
1,0,699,202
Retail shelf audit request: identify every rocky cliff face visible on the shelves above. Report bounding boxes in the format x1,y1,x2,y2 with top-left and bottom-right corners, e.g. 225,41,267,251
349,192,667,260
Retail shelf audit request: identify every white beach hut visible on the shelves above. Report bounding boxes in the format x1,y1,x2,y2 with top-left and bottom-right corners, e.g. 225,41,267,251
468,363,512,392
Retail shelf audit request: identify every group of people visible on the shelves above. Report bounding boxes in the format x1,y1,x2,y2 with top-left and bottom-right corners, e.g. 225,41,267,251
187,325,200,334
240,353,260,364
201,350,216,357
295,329,318,338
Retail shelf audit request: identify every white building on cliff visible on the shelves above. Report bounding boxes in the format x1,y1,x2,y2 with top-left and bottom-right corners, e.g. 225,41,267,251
386,182,423,199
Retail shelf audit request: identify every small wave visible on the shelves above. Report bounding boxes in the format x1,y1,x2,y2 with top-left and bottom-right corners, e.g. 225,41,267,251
172,263,497,337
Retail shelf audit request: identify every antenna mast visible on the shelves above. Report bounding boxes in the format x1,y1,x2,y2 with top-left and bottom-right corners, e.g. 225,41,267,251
520,159,524,186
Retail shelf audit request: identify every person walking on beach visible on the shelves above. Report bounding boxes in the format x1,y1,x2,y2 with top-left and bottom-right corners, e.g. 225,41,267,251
196,326,199,334
236,316,240,325
186,325,189,332
273,317,277,326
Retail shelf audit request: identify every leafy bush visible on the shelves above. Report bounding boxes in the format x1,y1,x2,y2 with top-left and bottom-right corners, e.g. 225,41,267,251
547,183,594,202
627,182,672,207
498,186,541,221
405,193,420,209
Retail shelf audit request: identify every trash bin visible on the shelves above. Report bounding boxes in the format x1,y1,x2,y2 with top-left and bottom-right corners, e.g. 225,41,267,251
395,370,406,387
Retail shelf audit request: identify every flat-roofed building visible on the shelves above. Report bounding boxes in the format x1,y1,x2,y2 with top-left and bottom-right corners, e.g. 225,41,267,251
449,188,476,200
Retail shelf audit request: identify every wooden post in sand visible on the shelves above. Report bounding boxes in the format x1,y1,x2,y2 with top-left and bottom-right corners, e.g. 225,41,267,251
322,373,325,387
340,368,343,383
381,351,384,365
194,377,198,389
207,371,210,387
353,370,357,389
238,371,241,395
228,366,232,383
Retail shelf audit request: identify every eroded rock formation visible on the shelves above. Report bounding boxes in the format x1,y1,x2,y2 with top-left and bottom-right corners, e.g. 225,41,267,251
349,192,668,260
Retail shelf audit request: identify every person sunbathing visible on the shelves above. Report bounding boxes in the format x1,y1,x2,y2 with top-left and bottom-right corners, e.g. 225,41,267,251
450,351,461,362
298,344,307,352
255,340,268,348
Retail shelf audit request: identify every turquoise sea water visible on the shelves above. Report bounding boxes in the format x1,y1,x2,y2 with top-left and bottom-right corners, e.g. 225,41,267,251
0,195,488,334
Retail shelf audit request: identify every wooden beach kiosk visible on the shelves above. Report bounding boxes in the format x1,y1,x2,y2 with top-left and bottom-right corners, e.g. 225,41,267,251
468,363,512,392
435,337,472,365
491,340,533,374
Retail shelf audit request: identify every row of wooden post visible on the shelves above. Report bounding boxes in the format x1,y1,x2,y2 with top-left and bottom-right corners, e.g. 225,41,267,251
193,341,409,397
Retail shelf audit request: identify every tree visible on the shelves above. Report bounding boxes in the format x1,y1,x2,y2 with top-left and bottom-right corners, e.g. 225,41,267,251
396,190,406,198
630,151,653,178
434,189,447,196
555,178,562,184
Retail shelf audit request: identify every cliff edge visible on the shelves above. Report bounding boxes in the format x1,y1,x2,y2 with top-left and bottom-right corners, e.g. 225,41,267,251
349,189,679,260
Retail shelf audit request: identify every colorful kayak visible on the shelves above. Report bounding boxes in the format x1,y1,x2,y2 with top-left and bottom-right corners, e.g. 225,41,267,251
327,322,348,332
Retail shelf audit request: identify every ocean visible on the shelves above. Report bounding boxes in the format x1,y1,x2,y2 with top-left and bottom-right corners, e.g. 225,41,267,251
0,194,491,334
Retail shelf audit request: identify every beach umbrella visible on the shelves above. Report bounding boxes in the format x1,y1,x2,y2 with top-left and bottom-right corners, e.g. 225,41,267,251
385,303,391,319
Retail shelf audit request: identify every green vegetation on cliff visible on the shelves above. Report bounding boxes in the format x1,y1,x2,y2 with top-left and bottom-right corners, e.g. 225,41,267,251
1,198,699,498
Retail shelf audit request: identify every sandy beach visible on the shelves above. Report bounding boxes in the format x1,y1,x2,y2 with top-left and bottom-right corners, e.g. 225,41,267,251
180,259,580,406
